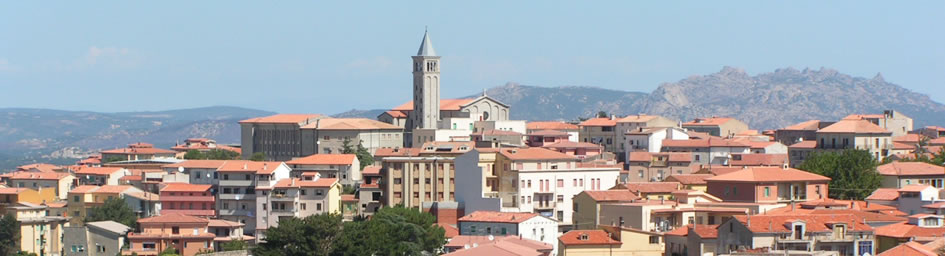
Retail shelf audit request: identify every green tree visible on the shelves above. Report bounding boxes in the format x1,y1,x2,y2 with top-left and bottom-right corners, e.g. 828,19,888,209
86,197,138,229
0,214,20,255
360,206,446,256
184,150,204,160
158,247,179,256
13,252,37,256
798,149,882,200
185,149,240,160
103,156,125,163
250,152,266,161
341,138,355,154
355,143,375,170
221,239,248,251
254,213,344,256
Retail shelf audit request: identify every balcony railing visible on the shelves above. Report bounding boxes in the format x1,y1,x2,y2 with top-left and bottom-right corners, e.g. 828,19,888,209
534,202,556,210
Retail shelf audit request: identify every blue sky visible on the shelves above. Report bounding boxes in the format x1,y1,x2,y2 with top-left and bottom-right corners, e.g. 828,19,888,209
1,1,943,114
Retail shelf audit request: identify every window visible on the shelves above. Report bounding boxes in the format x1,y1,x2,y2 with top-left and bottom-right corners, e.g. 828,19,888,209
638,170,644,178
223,174,229,180
300,189,307,196
764,187,770,197
394,178,402,184
262,203,267,210
425,178,431,184
501,227,507,235
324,136,330,140
470,225,477,233
73,195,80,202
694,155,701,161
557,179,564,187
557,195,564,203
527,180,532,188
316,189,324,196
649,236,660,244
301,203,306,210
172,226,180,234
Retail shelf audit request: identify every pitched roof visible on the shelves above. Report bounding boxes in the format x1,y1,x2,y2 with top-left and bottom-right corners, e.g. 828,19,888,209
161,183,211,193
899,184,934,192
665,174,714,185
458,211,539,224
844,114,886,120
0,187,28,194
875,221,945,239
16,163,60,173
526,130,570,137
392,99,475,111
100,144,176,155
578,118,616,127
705,167,830,182
526,121,578,131
287,154,357,165
623,182,681,193
788,140,818,149
93,185,136,194
217,161,283,174
735,214,871,233
780,120,823,131
558,230,621,246
628,152,692,162
683,117,734,126
878,241,938,256
878,162,943,176
616,114,659,123
6,171,72,180
894,134,924,144
438,223,459,238
867,188,901,201
382,110,407,118
69,185,101,194
207,219,244,227
238,114,322,124
74,167,125,176
374,147,421,157
817,119,891,134
541,141,601,149
138,213,209,224
728,153,788,166
162,160,228,169
303,118,402,130
362,166,381,175
417,30,436,56
498,148,577,161
581,190,641,202
87,221,131,235
661,139,750,148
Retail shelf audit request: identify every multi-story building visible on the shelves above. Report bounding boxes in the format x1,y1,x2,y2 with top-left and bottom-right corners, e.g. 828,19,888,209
705,167,831,203
614,114,678,157
526,130,572,147
660,139,751,165
240,114,405,160
62,220,130,256
0,187,57,211
286,154,360,187
663,224,719,256
255,175,341,241
67,185,144,225
875,214,945,253
571,190,641,230
624,127,690,154
207,219,254,251
716,213,875,255
681,117,749,138
844,110,913,137
8,202,68,256
916,126,945,139
774,120,834,146
217,161,290,234
457,211,559,255
788,140,818,167
160,183,215,217
578,117,618,153
877,161,945,189
358,166,383,216
125,213,216,256
239,114,323,161
100,142,177,162
378,141,472,208
4,171,74,200
170,138,241,155
811,119,894,160
161,160,228,186
595,191,760,233
526,121,579,142
625,152,695,182
74,166,129,186
558,226,665,256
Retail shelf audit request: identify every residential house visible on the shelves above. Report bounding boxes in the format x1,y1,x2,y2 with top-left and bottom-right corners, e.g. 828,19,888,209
75,166,129,186
161,160,227,187
443,235,553,256
207,219,254,251
458,211,559,255
844,110,913,137
622,182,683,200
63,220,131,256
571,190,641,230
682,117,749,138
875,214,945,253
877,161,945,189
812,119,894,160
217,161,290,233
301,117,405,154
716,213,876,255
774,120,834,146
0,187,57,208
358,166,383,217
101,143,177,162
558,226,664,256
472,129,526,147
626,152,695,182
526,121,580,143
595,192,757,233
238,114,324,161
286,154,361,187
787,141,818,167
878,240,941,256
125,213,216,256
614,114,679,158
705,167,830,203
578,117,618,153
378,141,471,208
623,126,690,154
255,175,341,241
527,130,574,147
893,184,940,216
68,185,144,225
8,202,68,256
727,153,789,167
665,174,714,192
664,224,718,256
4,171,74,200
160,183,215,217
661,139,751,165
916,126,945,139
540,141,603,159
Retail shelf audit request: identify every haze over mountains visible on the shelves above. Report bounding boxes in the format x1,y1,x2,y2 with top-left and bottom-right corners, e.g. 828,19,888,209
3,66,944,169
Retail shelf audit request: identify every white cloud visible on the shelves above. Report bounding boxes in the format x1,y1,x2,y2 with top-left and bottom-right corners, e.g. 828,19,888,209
82,46,139,68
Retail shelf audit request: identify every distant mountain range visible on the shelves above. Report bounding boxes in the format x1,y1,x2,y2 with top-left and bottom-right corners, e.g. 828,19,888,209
5,66,944,170
336,67,945,130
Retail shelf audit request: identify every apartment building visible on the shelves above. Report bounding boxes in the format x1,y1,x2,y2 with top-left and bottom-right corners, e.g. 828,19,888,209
663,224,719,256
286,154,361,187
660,139,751,165
624,127,690,154
217,161,290,234
161,160,228,186
67,185,144,225
457,211,559,255
378,141,472,208
125,213,216,256
614,114,678,156
9,202,68,256
705,167,830,203
625,152,696,182
255,175,341,241
571,190,641,230
558,226,664,256
159,183,215,217
716,213,875,255
4,171,74,200
809,119,894,160
74,166,129,186
0,187,57,210
844,110,913,137
877,161,945,189
101,142,177,162
875,214,945,253
578,117,618,153
207,219,254,251
358,166,383,216
239,114,322,161
681,117,749,138
301,118,404,155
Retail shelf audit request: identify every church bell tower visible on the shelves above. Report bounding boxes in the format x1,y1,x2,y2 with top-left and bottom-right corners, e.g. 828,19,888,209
412,29,441,129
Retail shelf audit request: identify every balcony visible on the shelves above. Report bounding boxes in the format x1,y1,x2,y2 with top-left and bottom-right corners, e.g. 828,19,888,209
161,195,215,202
218,194,255,201
534,202,556,210
484,191,499,198
218,180,254,187
217,209,254,216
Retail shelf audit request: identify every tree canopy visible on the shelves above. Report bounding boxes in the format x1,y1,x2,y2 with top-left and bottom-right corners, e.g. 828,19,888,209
86,197,138,229
250,152,266,161
255,206,446,256
342,138,375,170
0,214,20,255
798,149,882,200
184,149,240,160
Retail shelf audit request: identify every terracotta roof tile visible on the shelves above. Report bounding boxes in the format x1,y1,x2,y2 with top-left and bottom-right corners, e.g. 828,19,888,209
138,213,209,224
878,162,944,176
527,130,570,137
74,167,125,176
374,147,421,157
661,139,749,148
303,118,402,130
383,110,407,118
362,166,381,175
735,214,871,233
878,241,938,256
208,219,243,227
217,161,283,174
162,160,228,169
788,140,818,149
628,152,692,162
558,230,621,246
623,182,681,193
526,121,578,131
581,190,641,202
541,141,601,149
899,184,934,192
578,118,616,127
70,185,101,194
6,171,72,180
665,174,714,185
392,98,475,111
616,114,659,123
682,117,734,126
705,167,830,182
817,119,891,134
867,188,901,201
238,114,322,124
458,211,539,224
437,223,459,238
780,120,823,131
498,148,577,161
287,154,357,165
161,183,211,193
0,187,28,194
93,185,136,194
16,163,60,173
876,222,945,239
728,153,788,166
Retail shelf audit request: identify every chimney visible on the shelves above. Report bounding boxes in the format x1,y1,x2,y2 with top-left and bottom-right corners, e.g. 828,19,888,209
791,200,796,212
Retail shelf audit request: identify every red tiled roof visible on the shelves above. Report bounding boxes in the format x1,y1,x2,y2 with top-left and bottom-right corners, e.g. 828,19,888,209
161,183,211,193
878,241,938,256
894,134,924,144
893,142,916,150
458,211,539,224
867,188,901,201
392,98,475,111
661,139,750,148
527,130,570,137
383,110,407,118
623,182,680,193
362,166,381,175
217,161,283,174
878,162,943,176
6,171,72,180
238,114,322,124
788,140,818,149
875,222,945,239
93,185,136,194
735,214,871,233
628,152,692,162
665,174,714,185
0,187,28,194
899,184,934,192
498,148,577,161
162,160,228,169
299,178,338,188
817,119,891,134
541,141,601,149
729,153,788,166
303,118,402,130
780,120,822,131
689,224,720,238
74,167,125,176
437,223,459,238
582,190,641,202
208,219,243,227
683,117,734,126
341,194,357,202
526,121,578,131
844,114,886,120
616,114,660,123
287,154,357,165
373,148,421,157
578,118,616,127
70,185,101,194
705,167,830,182
558,230,621,246
138,213,209,224
16,163,60,173
101,144,176,155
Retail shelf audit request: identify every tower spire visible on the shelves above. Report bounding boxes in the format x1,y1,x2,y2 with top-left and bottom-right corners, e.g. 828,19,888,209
417,29,437,56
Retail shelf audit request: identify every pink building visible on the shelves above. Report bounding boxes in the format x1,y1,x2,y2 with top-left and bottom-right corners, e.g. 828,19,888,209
705,167,830,203
160,183,215,217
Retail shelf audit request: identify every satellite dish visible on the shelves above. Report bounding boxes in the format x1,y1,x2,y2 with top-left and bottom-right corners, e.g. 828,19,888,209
178,166,184,173
463,244,469,250
488,235,494,241
472,243,478,248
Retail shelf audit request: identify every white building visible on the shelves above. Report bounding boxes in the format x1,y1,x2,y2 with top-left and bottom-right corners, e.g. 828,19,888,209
457,211,559,255
660,139,751,165
624,127,689,153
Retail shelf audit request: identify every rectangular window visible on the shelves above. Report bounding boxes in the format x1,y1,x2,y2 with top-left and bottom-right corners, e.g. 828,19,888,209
317,203,322,211
557,195,564,203
557,179,564,188
300,189,307,195
764,187,770,197
649,236,660,244
316,190,324,196
301,203,306,210
172,227,180,234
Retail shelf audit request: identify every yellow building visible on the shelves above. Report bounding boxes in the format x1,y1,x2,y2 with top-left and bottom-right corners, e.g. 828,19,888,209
67,185,141,225
0,187,58,207
558,226,664,256
8,202,68,256
5,171,75,200
664,174,712,192
572,190,641,230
